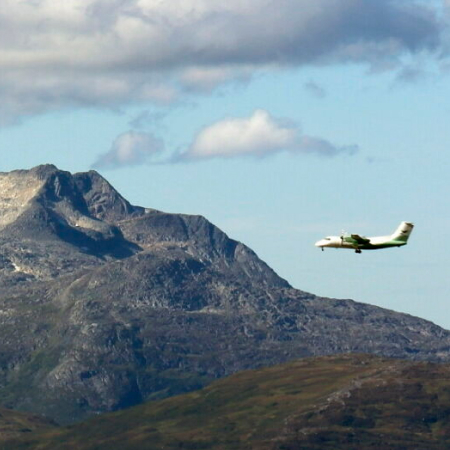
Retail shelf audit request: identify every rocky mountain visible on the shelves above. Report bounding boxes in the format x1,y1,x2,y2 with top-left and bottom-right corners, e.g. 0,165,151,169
6,354,450,450
0,164,449,424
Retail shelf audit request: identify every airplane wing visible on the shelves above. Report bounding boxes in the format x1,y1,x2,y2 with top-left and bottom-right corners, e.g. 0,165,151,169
351,234,371,244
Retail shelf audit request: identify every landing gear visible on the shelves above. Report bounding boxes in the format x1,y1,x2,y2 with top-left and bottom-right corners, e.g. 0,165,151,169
321,247,324,252
355,249,362,254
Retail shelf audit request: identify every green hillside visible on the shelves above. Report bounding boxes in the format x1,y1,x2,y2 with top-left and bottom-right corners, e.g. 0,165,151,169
0,407,55,442
6,354,450,449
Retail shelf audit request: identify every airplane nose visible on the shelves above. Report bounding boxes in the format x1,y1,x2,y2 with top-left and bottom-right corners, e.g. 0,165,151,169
315,240,324,247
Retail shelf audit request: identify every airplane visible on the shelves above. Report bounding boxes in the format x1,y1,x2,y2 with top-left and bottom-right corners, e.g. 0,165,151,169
315,221,414,254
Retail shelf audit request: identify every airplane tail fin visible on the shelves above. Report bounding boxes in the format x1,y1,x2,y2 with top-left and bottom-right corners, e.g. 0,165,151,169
391,221,414,243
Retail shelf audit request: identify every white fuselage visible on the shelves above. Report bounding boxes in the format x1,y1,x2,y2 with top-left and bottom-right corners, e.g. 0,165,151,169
315,235,393,249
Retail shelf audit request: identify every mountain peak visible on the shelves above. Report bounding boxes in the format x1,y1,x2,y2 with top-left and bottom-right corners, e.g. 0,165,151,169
73,170,144,222
0,164,143,229
29,163,60,179
0,165,57,230
0,164,142,268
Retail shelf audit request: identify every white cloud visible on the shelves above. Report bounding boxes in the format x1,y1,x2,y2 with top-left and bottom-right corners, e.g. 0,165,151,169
179,109,357,161
92,131,164,169
0,0,445,123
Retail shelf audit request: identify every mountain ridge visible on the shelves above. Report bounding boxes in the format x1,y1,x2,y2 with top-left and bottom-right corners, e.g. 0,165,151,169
0,164,448,424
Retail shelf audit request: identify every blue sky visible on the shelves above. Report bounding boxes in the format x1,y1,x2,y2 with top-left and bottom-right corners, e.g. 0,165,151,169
1,0,450,328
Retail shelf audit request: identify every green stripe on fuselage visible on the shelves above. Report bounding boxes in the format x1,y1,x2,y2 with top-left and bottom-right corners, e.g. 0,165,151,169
344,237,407,250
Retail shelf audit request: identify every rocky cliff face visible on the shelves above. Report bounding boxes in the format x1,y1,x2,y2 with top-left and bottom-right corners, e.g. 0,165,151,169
0,164,449,424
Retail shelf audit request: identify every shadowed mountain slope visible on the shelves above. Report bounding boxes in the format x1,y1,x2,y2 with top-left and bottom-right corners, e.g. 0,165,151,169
0,165,449,424
6,354,450,450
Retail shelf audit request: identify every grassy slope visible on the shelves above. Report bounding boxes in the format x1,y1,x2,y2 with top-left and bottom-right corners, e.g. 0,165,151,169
0,407,55,442
5,354,450,449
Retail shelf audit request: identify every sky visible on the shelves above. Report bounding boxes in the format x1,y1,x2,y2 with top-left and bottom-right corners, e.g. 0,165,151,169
1,0,450,328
